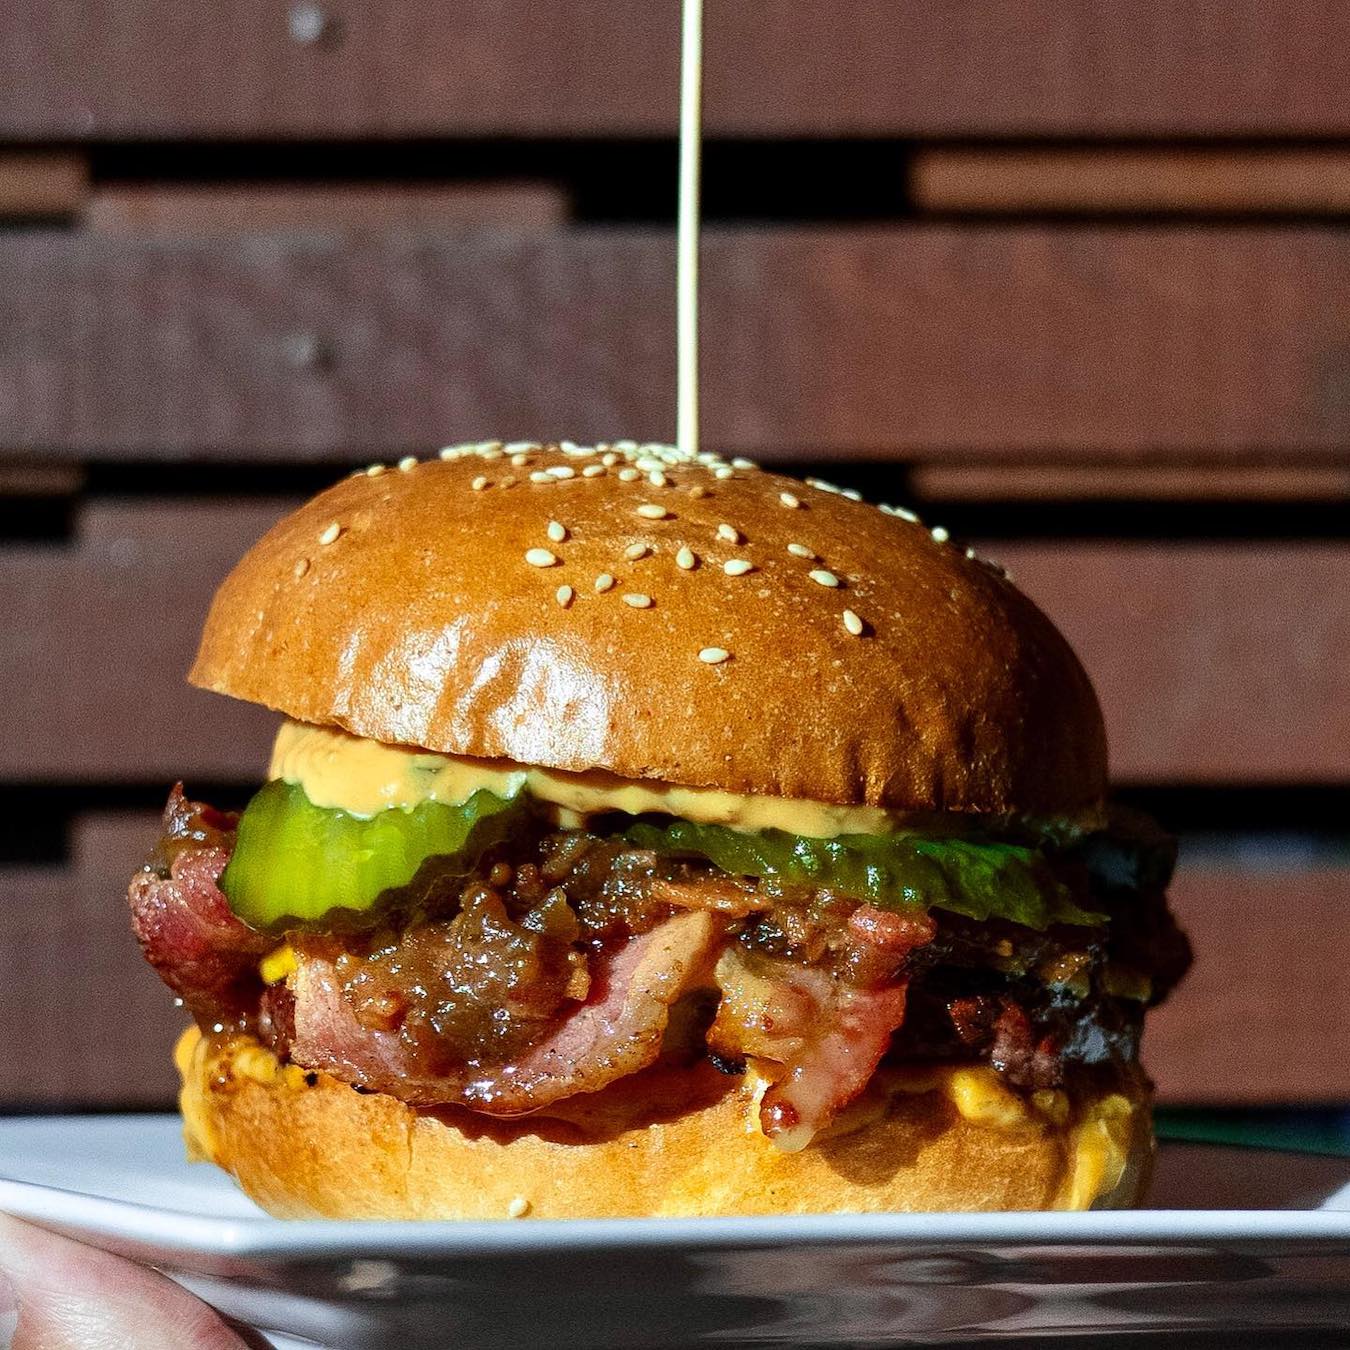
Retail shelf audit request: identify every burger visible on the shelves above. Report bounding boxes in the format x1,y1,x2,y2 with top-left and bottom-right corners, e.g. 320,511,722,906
127,441,1189,1218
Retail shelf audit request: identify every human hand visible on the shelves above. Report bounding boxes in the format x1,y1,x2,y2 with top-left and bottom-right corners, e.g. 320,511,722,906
0,1212,265,1349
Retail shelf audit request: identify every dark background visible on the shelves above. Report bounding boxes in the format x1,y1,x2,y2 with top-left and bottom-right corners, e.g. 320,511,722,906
0,2,1347,1113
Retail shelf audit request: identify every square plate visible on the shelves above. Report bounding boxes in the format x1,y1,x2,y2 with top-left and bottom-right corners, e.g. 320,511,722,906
1,1115,1348,1347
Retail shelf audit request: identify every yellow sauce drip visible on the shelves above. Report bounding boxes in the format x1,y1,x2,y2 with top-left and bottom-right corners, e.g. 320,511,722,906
269,719,909,837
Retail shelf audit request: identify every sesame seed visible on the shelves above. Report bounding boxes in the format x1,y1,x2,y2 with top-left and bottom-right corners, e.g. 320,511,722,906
560,440,582,455
787,543,815,559
636,503,668,520
438,446,462,460
293,557,310,578
582,464,606,477
618,467,641,482
636,457,665,473
676,546,697,570
529,470,552,484
555,585,574,608
507,1196,532,1218
732,458,757,470
648,470,667,487
471,475,489,491
318,521,342,546
931,526,950,543
613,439,639,452
806,477,841,495
723,558,754,576
809,568,840,588
623,593,653,609
842,609,865,637
398,456,418,472
505,442,538,454
842,488,862,502
624,542,650,560
525,548,558,568
365,463,386,477
547,465,576,480
478,444,504,459
594,572,615,592
699,647,731,664
893,506,920,523
713,466,734,480
688,484,708,499
602,452,620,467
965,546,979,560
717,523,740,544
779,492,801,509
512,453,532,467
547,520,567,543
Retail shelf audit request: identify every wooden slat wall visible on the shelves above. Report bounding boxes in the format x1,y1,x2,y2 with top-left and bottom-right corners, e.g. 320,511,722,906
2,2,1347,1109
10,229,1350,458
5,1,1350,137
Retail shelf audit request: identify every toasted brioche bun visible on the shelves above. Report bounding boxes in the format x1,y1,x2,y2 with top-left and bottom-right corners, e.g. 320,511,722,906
176,1028,1151,1218
190,445,1105,817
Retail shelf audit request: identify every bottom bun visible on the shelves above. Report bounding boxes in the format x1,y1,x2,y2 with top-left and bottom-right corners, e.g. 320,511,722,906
176,1027,1153,1219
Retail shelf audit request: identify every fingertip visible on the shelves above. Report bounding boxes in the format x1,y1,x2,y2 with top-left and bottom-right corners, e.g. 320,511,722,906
0,1213,251,1349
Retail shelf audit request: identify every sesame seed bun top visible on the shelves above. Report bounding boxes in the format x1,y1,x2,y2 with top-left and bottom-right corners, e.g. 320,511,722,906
189,442,1107,818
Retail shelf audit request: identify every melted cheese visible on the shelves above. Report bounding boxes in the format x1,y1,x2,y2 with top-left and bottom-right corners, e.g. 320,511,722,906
1058,1092,1134,1210
269,719,908,837
861,1064,1131,1208
259,944,298,985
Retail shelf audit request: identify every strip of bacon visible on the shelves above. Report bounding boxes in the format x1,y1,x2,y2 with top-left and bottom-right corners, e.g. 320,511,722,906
127,790,268,1025
287,909,725,1113
709,946,910,1152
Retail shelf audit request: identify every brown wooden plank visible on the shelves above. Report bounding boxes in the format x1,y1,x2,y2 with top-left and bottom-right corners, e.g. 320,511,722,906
0,152,87,218
85,184,569,237
913,464,1350,502
1147,861,1350,1103
4,2,1349,138
0,813,184,1106
8,227,1350,459
989,542,1350,784
1,815,1341,1106
0,502,287,784
1,504,1347,785
0,463,85,495
914,148,1350,215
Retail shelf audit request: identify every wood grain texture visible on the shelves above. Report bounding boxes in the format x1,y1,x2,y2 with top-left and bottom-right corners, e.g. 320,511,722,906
3,1,1348,138
0,813,183,1106
1147,862,1350,1103
2,504,1348,785
0,152,87,217
85,184,569,237
0,819,1341,1105
914,148,1350,215
8,227,1350,459
913,464,1350,502
993,542,1350,784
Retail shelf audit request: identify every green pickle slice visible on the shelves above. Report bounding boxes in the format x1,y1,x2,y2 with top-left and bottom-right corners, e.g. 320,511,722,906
219,779,520,930
625,819,1103,930
219,779,1103,934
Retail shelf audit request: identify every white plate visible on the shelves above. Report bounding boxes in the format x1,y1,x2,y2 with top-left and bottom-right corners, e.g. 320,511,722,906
1,1115,1349,1347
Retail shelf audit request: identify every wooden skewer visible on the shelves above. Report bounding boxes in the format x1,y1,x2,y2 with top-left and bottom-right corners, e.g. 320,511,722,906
677,0,704,460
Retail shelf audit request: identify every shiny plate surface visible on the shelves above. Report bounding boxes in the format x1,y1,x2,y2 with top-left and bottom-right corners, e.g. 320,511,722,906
1,1116,1348,1347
